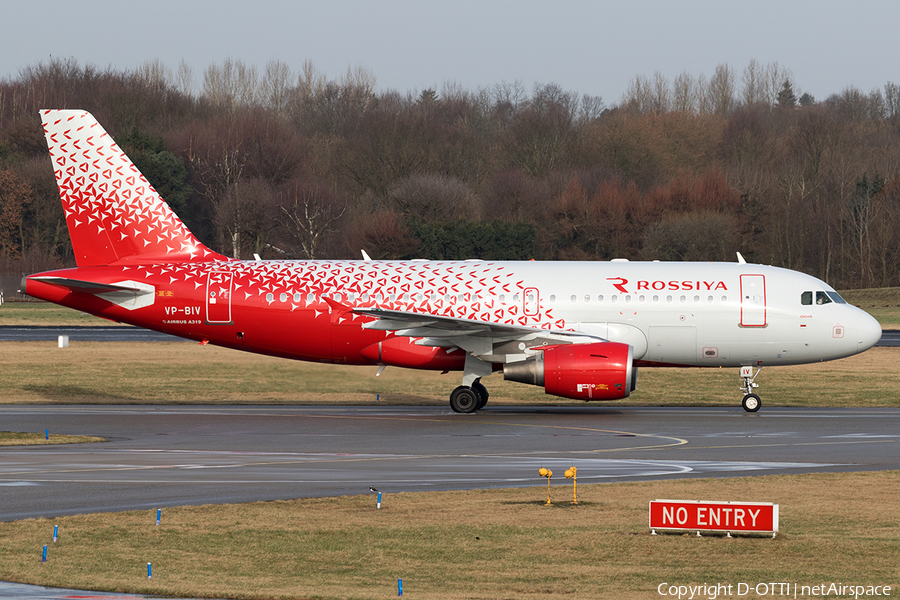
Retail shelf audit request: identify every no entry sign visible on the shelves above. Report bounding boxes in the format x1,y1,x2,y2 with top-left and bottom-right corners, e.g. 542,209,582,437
649,499,778,535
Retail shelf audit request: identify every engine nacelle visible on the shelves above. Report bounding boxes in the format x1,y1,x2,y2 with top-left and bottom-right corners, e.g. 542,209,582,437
503,342,635,401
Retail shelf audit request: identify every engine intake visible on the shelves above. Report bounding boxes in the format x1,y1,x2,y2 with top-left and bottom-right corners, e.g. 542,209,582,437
503,342,635,401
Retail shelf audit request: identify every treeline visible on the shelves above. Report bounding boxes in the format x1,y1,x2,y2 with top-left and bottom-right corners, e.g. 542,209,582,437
1,57,899,289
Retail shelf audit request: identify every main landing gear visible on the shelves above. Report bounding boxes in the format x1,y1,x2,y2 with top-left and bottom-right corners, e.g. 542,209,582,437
740,366,762,412
449,379,489,413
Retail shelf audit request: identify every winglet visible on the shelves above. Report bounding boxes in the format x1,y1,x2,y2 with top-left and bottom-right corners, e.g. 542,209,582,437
736,252,747,264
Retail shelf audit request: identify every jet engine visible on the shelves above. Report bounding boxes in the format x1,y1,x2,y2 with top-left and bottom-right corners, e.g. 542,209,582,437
503,342,635,400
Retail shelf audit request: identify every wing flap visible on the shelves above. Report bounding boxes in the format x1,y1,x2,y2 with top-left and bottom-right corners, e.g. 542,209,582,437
354,307,603,363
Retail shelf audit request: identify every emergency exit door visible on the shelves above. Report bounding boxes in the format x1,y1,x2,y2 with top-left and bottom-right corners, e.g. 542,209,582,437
206,271,233,324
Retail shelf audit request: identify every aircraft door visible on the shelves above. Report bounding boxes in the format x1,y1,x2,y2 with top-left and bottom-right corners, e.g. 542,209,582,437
206,271,233,324
740,274,766,327
523,287,540,317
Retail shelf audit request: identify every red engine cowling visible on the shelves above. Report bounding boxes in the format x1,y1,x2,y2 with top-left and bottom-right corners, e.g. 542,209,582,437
503,342,635,400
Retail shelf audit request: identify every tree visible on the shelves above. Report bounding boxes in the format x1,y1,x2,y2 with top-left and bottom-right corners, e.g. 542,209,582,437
276,179,346,259
345,209,420,259
118,128,193,216
776,80,797,109
0,168,31,256
388,173,481,223
414,220,537,260
845,173,885,286
215,178,278,259
642,211,738,261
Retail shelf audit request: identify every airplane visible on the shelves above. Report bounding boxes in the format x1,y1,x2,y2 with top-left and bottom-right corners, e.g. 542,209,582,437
21,110,883,413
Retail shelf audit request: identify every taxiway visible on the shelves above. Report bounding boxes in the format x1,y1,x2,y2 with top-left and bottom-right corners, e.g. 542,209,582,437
2,405,898,521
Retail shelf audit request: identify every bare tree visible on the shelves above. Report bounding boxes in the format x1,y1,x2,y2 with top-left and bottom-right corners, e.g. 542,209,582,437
261,59,293,117
741,58,764,107
389,173,482,222
707,63,736,115
672,71,696,113
215,178,278,259
885,82,900,121
763,62,793,106
203,58,259,112
276,179,346,259
135,59,172,97
176,59,194,98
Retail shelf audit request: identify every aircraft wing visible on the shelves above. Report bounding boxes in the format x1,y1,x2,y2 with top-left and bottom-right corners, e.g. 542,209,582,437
354,306,601,362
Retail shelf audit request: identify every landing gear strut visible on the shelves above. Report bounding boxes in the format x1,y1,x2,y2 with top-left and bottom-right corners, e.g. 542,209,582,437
740,366,762,412
450,355,492,413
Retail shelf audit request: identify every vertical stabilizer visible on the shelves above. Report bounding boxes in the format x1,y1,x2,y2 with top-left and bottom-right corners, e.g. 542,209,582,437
41,109,226,266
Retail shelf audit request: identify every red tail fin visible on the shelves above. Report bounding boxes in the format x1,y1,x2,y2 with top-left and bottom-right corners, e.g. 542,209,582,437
41,110,227,266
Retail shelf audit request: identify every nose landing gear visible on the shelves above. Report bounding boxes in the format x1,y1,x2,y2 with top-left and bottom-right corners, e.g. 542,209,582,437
740,366,762,412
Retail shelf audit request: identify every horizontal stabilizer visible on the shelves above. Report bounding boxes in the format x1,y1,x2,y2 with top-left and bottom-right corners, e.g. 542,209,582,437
30,276,151,294
28,276,149,294
27,276,156,311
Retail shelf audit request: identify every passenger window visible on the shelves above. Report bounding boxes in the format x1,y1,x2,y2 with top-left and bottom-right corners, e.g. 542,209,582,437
801,291,812,305
816,291,832,305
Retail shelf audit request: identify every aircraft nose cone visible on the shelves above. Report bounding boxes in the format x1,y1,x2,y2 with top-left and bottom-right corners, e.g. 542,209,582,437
857,311,882,351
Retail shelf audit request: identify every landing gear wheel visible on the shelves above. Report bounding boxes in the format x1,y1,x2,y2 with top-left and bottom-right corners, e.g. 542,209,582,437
472,381,489,409
742,393,761,412
450,386,479,413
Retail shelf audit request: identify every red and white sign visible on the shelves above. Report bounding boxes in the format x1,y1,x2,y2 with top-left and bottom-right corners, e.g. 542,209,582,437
649,499,778,534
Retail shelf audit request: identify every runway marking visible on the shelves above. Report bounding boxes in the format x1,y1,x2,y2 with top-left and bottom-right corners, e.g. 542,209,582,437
667,439,900,451
281,411,692,452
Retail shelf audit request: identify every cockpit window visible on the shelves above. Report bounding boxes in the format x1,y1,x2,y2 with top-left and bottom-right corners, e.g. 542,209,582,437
801,291,812,305
826,291,847,304
816,291,832,305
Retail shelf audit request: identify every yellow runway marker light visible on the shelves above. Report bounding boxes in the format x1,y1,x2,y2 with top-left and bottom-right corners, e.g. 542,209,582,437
565,466,578,504
539,467,553,505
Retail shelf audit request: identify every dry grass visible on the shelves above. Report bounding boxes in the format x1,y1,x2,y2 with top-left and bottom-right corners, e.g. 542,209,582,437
0,432,105,446
0,341,897,408
0,472,897,599
841,287,900,328
0,301,127,326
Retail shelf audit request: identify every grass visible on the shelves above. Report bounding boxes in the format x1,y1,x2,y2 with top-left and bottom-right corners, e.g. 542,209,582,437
0,341,898,408
839,287,900,328
0,472,897,599
0,432,105,446
0,301,127,326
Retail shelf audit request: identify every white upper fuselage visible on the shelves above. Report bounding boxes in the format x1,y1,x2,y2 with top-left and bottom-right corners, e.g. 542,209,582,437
498,260,881,367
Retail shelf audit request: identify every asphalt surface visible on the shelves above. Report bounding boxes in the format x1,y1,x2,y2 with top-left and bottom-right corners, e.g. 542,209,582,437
2,405,899,522
0,325,184,342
